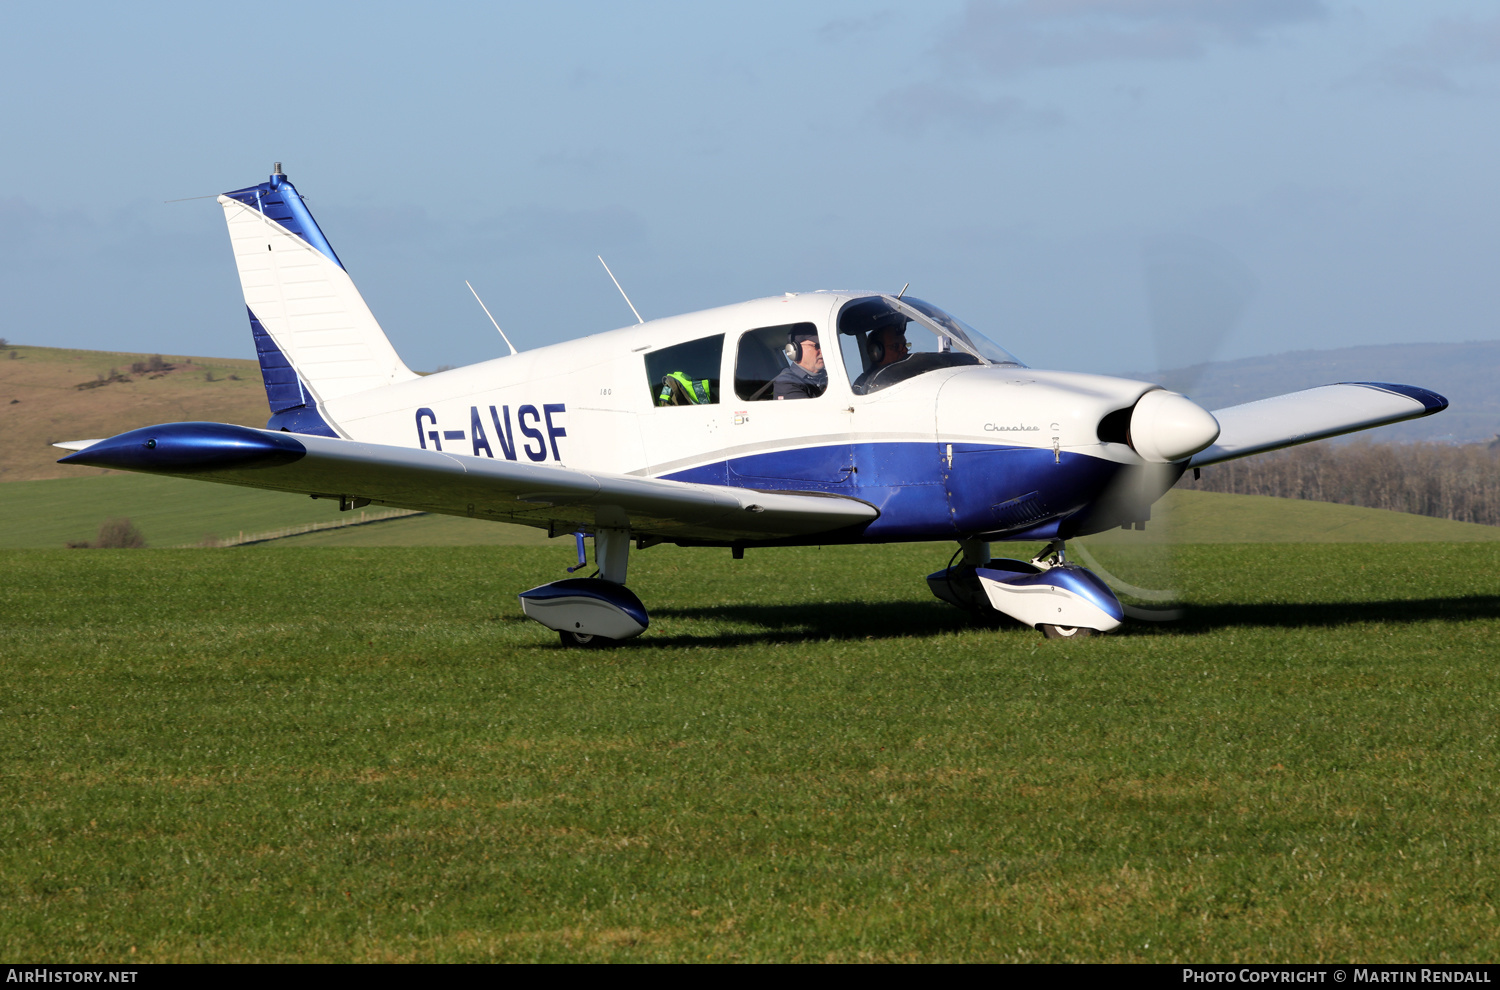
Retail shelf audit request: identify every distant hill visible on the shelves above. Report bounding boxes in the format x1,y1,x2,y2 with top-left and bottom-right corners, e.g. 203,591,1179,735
0,344,271,481
1123,341,1500,444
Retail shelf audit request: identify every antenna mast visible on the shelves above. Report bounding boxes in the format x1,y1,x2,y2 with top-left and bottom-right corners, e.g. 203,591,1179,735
465,280,519,356
598,256,644,324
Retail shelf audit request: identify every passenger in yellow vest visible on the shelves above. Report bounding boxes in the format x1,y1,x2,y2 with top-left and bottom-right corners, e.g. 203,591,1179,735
658,371,712,406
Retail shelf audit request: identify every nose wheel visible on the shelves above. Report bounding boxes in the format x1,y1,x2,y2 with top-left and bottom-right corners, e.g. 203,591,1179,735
558,629,623,649
1039,624,1095,640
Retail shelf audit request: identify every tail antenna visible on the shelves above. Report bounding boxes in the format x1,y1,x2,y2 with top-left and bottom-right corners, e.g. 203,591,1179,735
465,281,519,356
598,256,645,324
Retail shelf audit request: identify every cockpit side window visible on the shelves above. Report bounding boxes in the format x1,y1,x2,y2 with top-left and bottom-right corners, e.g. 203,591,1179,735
734,322,819,401
645,334,724,407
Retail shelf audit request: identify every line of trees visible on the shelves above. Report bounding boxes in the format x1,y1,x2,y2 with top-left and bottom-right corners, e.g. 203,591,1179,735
1179,441,1500,527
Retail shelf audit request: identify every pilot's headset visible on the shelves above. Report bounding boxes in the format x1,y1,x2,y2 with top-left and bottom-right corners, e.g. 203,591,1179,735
866,316,904,364
784,328,817,363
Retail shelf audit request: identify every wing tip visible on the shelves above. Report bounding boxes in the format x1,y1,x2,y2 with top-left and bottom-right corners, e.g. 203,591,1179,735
1341,382,1449,415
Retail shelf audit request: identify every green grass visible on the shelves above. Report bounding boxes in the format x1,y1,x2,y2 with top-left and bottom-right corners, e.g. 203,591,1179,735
2,541,1499,962
1091,489,1500,543
257,511,559,548
0,474,345,548
0,474,552,549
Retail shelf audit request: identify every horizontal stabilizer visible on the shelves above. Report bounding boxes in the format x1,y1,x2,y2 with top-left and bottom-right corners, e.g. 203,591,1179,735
1189,382,1448,467
57,422,879,542
51,439,104,452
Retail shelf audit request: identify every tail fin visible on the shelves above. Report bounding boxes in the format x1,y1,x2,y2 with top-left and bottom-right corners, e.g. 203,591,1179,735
219,166,417,436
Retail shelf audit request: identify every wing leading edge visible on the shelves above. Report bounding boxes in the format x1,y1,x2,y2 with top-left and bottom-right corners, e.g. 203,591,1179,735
57,422,877,542
1188,382,1448,468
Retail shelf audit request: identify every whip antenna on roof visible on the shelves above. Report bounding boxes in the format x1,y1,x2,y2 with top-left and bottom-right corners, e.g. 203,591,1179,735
465,281,519,356
598,255,644,324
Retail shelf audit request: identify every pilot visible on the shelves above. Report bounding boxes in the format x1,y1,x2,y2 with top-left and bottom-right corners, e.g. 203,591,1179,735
772,327,827,400
851,318,910,393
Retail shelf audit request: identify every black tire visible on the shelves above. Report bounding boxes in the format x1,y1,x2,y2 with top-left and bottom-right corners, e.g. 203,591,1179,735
558,630,617,649
1039,624,1096,640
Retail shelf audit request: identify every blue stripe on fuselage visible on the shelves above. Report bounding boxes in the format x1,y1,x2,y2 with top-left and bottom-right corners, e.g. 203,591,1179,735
664,441,1124,543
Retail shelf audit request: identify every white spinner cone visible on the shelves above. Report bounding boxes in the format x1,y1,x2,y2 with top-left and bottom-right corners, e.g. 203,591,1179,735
1129,389,1221,463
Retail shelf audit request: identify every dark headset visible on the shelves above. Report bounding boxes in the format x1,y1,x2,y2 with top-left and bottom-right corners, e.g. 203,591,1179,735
785,331,816,363
868,324,903,365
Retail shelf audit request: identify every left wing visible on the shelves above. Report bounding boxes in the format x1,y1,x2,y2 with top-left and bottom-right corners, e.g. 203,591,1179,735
57,422,877,542
1188,382,1448,468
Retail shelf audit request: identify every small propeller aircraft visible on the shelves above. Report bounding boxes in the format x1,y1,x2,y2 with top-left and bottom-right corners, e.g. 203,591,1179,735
57,166,1449,644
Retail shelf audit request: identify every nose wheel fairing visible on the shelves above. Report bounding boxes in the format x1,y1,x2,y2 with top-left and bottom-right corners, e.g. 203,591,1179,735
927,549,1124,635
974,561,1123,633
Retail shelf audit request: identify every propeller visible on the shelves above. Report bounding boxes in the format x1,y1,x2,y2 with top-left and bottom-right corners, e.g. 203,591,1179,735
1071,235,1257,622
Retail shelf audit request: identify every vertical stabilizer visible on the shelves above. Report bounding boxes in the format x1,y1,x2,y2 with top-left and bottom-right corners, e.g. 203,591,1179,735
219,167,417,432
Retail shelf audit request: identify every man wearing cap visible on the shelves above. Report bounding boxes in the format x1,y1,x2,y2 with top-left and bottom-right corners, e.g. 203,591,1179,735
772,327,828,400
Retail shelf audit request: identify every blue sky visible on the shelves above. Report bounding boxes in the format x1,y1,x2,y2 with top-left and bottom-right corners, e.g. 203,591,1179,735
3,1,1498,375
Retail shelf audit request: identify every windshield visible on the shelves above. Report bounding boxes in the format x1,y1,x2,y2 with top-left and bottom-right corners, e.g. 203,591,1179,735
895,297,1024,367
837,295,1025,395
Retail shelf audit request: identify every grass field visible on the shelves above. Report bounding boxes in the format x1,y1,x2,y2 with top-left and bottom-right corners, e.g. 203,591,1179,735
3,540,1498,962
0,474,557,549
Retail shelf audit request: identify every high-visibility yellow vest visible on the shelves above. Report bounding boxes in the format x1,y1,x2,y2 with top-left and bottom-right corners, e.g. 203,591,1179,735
658,372,711,406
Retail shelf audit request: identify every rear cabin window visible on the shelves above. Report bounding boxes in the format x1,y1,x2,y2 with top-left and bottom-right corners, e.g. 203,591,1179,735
645,334,724,407
734,322,819,401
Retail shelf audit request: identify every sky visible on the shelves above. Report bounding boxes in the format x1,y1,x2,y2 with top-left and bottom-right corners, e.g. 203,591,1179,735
2,0,1499,376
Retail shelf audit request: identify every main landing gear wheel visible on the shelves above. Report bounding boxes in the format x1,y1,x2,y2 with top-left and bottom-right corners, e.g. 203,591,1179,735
1039,624,1096,640
558,630,620,649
